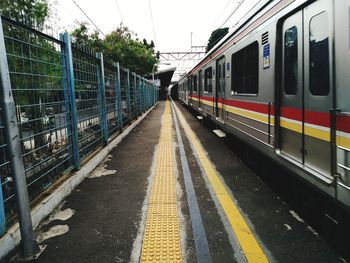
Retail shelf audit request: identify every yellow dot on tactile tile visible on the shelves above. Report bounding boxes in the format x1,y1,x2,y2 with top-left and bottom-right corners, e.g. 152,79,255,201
140,101,182,263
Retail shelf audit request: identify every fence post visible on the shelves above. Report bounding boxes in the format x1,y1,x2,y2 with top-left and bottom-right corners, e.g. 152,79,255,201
144,81,147,109
150,83,152,107
146,82,149,109
126,69,131,122
133,73,137,117
0,18,40,259
0,168,5,236
141,78,145,112
145,82,147,109
138,76,142,115
145,79,148,110
114,62,123,130
61,32,81,170
96,52,108,145
147,83,150,108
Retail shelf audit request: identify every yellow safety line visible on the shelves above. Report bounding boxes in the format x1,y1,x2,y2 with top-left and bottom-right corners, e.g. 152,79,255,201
140,100,182,263
173,102,269,263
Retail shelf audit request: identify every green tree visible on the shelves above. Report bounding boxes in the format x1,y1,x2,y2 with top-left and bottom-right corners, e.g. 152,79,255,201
70,21,102,51
206,27,229,53
70,22,159,75
0,0,48,30
1,0,51,150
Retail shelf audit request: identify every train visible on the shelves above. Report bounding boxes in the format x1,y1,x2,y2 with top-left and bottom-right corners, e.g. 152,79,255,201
177,0,350,210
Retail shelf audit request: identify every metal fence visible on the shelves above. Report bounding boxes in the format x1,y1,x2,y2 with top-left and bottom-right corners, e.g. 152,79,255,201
0,16,158,235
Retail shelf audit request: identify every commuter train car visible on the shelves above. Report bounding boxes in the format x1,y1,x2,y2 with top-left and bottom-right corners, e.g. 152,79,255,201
178,0,350,209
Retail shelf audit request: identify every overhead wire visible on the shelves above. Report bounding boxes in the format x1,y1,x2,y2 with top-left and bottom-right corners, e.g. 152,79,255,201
148,0,157,45
202,0,244,47
212,0,234,30
218,0,245,28
205,0,263,48
233,0,264,27
71,0,106,37
113,0,124,25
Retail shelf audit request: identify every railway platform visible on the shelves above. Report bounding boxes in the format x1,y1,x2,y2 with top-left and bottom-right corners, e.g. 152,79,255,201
6,100,341,263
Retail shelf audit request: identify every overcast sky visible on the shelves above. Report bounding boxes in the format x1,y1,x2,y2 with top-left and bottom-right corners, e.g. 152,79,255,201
49,0,260,79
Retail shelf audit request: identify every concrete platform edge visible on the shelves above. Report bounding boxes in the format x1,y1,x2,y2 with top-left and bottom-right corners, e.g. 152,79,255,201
0,104,157,261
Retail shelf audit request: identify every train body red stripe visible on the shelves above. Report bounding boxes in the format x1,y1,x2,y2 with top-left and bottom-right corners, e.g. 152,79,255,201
337,115,350,134
190,95,350,133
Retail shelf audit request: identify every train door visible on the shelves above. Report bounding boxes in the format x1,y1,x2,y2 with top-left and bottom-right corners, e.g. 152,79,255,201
280,11,303,163
304,0,333,177
199,70,203,108
280,0,333,178
216,57,226,120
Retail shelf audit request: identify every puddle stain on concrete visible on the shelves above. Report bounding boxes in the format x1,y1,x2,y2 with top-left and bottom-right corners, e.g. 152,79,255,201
37,225,70,242
284,224,292,231
36,203,75,243
49,208,75,221
89,155,117,178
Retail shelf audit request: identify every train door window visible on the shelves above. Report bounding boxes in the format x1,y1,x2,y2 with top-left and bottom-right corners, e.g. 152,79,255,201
199,71,203,93
217,63,222,93
309,12,330,96
193,75,197,93
204,67,213,93
284,26,298,95
231,41,259,94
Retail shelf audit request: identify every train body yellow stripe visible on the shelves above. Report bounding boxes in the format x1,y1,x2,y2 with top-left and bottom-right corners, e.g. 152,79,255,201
191,96,350,150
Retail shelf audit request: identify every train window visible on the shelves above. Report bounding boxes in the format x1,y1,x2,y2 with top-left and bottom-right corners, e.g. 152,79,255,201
199,71,203,93
193,75,197,93
204,67,213,93
309,12,330,96
231,41,259,94
284,26,298,95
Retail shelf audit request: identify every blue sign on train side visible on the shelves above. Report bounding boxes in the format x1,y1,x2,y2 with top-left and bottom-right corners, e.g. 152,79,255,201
263,43,270,69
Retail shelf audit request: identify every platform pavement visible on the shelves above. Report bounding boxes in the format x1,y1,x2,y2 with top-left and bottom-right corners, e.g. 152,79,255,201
4,100,341,263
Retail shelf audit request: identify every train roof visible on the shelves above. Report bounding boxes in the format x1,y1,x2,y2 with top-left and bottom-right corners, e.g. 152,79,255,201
175,0,286,85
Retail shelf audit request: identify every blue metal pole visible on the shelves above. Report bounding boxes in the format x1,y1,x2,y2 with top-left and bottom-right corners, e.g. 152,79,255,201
145,82,148,109
0,18,6,233
126,69,131,122
148,83,150,108
61,32,80,170
142,78,145,112
138,76,142,115
96,52,108,145
146,82,149,109
0,177,5,235
145,79,148,110
0,17,39,258
145,82,147,109
133,73,137,117
114,62,123,130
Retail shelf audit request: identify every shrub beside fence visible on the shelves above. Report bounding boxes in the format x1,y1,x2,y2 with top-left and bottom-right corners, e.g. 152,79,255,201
0,16,158,236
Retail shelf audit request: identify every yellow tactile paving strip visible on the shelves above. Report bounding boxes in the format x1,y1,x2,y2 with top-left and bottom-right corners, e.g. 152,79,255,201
173,101,269,263
140,100,182,263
